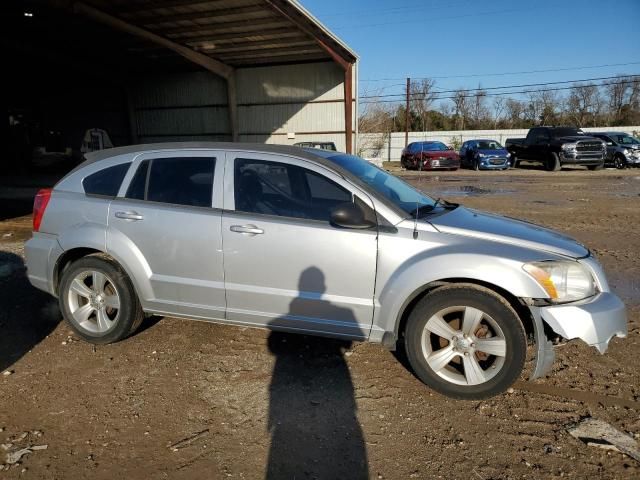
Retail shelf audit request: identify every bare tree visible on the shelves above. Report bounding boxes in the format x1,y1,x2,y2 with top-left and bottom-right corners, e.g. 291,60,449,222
606,75,631,124
451,89,470,130
535,90,560,125
566,83,599,127
505,98,525,128
470,87,488,128
492,97,506,129
357,92,395,158
410,78,437,131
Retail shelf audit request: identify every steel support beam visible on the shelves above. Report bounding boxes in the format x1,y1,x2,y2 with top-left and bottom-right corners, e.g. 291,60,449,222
263,0,355,153
344,64,353,154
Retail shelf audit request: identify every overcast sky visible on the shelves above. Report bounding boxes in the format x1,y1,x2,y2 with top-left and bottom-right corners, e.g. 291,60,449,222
301,0,640,103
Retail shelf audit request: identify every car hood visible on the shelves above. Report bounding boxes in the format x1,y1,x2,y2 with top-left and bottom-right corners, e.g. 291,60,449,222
477,149,509,156
428,207,589,258
556,135,599,143
423,150,458,157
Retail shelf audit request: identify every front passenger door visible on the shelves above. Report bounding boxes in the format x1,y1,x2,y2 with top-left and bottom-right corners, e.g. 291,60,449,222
221,153,378,339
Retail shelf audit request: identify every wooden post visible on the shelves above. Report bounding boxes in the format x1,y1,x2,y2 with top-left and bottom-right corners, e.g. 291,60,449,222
405,77,410,147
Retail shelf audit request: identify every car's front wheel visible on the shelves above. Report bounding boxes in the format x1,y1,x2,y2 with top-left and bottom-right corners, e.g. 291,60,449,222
59,256,144,344
614,155,626,169
404,285,527,400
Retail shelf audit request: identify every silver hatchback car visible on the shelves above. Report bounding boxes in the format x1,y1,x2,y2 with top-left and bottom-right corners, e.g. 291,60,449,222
25,143,627,399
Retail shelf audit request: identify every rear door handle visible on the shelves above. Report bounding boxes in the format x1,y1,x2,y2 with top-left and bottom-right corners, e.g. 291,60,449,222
230,225,264,235
115,211,144,221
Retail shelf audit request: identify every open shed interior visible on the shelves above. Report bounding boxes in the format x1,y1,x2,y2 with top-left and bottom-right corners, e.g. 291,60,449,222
2,0,357,176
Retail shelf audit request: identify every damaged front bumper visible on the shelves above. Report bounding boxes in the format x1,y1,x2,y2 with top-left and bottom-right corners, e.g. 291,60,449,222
528,292,627,378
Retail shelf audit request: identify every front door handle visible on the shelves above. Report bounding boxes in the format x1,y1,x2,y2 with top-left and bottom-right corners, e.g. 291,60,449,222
230,225,264,235
115,211,144,221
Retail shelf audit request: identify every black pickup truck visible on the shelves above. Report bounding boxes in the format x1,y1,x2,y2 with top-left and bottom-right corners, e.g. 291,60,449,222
505,126,605,171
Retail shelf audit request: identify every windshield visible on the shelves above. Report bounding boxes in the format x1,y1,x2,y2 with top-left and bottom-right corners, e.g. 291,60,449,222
476,140,503,150
552,128,585,138
418,142,448,151
613,134,640,145
326,154,436,216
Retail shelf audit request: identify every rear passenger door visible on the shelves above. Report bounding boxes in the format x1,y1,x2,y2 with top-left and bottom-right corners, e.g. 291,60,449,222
107,150,226,320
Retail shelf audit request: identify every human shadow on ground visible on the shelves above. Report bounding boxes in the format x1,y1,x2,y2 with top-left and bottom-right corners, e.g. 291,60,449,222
0,250,60,372
266,267,369,479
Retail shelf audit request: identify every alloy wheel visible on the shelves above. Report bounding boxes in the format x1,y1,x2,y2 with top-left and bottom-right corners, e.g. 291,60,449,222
421,306,507,386
66,270,121,333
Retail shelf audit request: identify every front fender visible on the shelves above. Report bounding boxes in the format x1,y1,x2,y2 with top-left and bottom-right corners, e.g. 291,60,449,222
370,229,560,340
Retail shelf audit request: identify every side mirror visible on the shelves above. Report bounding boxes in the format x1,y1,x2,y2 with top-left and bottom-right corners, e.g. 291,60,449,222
330,203,375,230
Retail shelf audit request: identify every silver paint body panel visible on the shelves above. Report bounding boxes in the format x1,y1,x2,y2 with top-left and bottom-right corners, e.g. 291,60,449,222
24,142,628,354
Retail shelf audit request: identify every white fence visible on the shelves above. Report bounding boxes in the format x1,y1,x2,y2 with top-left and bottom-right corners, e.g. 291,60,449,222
358,126,640,162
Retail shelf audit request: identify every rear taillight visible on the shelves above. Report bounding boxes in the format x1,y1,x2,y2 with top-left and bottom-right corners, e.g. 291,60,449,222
33,188,52,232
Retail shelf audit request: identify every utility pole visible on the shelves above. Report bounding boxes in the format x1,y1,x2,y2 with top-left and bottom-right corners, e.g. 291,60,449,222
405,77,410,147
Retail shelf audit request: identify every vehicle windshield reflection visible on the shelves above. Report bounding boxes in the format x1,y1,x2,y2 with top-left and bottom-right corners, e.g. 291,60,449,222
326,154,436,216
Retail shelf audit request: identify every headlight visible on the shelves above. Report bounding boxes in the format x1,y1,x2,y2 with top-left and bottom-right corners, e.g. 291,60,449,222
476,153,486,158
523,261,596,303
562,143,577,152
622,148,630,155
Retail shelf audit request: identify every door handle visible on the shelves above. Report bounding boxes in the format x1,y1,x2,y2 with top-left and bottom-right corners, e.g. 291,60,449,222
115,211,144,221
230,225,264,235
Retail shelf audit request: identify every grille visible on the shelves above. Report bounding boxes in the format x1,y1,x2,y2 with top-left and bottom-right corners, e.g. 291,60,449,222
576,141,603,152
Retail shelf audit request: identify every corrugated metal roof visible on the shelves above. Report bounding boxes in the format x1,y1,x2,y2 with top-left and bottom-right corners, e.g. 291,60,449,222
79,0,357,68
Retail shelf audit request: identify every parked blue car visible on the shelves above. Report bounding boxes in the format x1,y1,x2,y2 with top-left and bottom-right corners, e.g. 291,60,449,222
460,139,511,170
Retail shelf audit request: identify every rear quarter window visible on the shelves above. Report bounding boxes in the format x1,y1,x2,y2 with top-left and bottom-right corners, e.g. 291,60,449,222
83,163,131,197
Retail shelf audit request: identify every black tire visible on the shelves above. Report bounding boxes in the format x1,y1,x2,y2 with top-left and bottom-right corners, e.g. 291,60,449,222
59,256,144,344
587,163,604,171
511,155,519,168
404,285,527,400
473,158,480,171
613,155,626,170
545,152,561,171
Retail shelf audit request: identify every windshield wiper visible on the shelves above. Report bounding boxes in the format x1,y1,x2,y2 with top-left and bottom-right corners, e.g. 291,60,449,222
411,203,436,218
411,197,459,218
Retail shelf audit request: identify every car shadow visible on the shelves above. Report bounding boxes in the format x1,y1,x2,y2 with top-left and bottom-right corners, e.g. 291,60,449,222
266,267,369,479
0,251,61,372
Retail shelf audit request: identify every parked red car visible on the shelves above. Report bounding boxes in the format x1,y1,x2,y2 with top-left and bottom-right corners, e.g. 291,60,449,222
401,141,460,170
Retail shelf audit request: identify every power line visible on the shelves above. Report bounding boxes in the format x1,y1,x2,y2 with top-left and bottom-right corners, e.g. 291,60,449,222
360,74,640,100
360,62,640,83
359,78,640,104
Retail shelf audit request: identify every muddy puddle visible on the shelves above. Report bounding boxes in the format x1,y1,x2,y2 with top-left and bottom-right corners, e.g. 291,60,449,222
419,185,515,196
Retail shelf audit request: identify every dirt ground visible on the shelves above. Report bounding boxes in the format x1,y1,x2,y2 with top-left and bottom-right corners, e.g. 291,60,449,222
0,166,639,479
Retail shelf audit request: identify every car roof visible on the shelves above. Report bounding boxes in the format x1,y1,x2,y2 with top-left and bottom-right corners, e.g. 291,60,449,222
83,142,326,164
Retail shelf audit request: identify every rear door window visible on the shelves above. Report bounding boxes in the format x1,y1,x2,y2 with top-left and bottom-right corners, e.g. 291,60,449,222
126,157,215,208
83,163,131,197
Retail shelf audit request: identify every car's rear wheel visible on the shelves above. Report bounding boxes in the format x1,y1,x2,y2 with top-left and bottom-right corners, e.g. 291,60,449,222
59,256,144,344
404,285,527,400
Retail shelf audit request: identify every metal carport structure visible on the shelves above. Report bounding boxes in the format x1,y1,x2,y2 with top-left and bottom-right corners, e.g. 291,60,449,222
3,0,358,167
